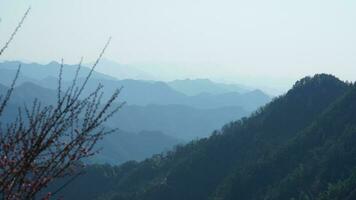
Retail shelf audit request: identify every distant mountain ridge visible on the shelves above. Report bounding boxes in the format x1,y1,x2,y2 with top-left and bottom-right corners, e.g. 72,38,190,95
0,61,116,83
0,81,249,140
0,61,271,111
168,78,251,96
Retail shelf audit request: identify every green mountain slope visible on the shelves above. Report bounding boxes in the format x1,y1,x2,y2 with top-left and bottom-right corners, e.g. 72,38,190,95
211,76,356,200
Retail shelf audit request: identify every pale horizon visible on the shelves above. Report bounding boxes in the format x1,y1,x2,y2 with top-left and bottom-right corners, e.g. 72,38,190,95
1,0,356,94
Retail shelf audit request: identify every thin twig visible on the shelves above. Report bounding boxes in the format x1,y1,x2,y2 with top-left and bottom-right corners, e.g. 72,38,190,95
0,7,31,56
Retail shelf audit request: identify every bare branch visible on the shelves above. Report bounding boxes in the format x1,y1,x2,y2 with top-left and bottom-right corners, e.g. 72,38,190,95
0,38,122,199
0,64,21,117
0,7,31,57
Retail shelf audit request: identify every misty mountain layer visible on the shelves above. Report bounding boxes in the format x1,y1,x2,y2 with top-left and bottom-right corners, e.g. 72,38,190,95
0,61,270,164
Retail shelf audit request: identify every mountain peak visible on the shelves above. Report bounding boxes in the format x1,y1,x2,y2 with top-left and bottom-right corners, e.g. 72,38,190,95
287,74,347,98
46,61,60,66
293,74,343,90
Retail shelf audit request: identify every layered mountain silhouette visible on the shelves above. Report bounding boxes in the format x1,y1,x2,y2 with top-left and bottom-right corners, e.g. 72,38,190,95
108,104,248,140
0,61,270,164
0,61,115,83
0,61,271,111
0,81,249,140
48,74,356,200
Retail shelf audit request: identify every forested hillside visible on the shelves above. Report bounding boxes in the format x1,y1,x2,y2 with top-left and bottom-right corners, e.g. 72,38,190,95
49,74,356,200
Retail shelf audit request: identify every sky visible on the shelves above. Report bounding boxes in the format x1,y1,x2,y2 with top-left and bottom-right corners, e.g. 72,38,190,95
1,0,356,93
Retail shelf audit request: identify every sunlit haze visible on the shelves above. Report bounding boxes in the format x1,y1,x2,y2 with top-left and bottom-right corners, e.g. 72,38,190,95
1,0,356,93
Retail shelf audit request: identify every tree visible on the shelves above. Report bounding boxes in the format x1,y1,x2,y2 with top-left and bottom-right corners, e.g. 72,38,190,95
0,8,123,199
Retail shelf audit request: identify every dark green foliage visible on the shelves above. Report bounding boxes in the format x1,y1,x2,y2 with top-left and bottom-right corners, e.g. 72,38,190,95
51,74,356,200
317,169,356,200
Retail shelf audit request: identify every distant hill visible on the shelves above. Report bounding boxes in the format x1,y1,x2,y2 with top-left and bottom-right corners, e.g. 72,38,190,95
0,81,249,140
0,82,182,165
0,60,116,84
168,78,250,96
49,74,356,200
35,77,270,111
0,82,56,105
92,130,182,165
0,80,249,144
182,89,270,111
109,104,248,140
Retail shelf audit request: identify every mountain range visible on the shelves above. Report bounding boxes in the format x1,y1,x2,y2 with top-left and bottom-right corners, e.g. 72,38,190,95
0,61,270,111
0,60,270,164
46,74,356,200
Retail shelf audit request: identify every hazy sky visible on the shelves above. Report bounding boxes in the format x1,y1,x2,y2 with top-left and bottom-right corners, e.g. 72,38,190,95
1,0,356,92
